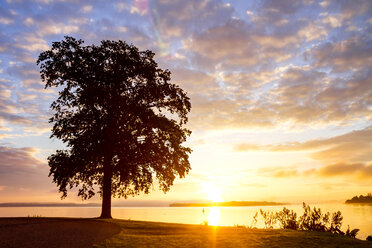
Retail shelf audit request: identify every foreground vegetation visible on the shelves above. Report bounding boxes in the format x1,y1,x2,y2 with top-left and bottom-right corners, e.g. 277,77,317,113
254,203,359,237
1,217,372,247
96,219,372,248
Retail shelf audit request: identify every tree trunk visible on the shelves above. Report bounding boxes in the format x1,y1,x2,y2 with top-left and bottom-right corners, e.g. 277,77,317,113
100,155,112,218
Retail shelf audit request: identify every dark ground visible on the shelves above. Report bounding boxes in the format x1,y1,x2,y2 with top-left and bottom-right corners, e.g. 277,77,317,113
0,217,120,248
2,217,372,248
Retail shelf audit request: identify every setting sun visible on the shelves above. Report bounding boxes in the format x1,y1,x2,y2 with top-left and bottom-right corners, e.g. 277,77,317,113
202,182,223,203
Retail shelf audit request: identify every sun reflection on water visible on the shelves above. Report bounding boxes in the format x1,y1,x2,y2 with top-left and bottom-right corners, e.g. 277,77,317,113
208,207,221,226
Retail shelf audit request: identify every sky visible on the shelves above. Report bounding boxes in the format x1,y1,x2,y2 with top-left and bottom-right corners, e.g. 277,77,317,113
0,0,372,205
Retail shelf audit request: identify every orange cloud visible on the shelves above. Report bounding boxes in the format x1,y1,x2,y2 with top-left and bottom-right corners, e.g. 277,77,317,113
317,163,372,180
258,167,301,178
236,126,372,179
258,163,372,180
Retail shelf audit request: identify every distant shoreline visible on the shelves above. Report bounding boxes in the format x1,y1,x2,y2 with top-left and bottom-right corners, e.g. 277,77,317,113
0,202,101,207
345,194,372,204
345,201,372,204
169,201,286,207
0,202,169,207
0,201,287,208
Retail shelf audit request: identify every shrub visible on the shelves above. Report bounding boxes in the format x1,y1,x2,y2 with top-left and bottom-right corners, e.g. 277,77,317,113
276,207,298,230
253,203,359,238
259,209,276,229
345,225,359,238
298,203,328,232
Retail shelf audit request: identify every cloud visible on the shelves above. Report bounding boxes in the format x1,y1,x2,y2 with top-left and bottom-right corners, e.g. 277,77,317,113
321,14,343,28
144,0,233,39
173,2,371,130
310,142,372,164
268,67,328,124
0,145,44,171
258,162,372,180
189,62,370,130
183,20,259,69
0,17,13,24
0,0,369,134
267,66,371,126
14,34,49,52
273,169,299,178
0,144,55,198
235,126,372,174
234,143,261,152
310,36,372,72
298,22,328,42
38,23,79,36
258,167,300,178
171,68,219,95
253,0,304,24
0,69,51,135
319,1,330,8
317,163,372,178
0,79,34,126
81,5,93,13
184,19,299,70
23,17,34,26
337,0,371,20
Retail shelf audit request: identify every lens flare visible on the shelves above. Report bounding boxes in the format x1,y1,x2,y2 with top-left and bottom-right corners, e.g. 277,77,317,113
132,0,171,58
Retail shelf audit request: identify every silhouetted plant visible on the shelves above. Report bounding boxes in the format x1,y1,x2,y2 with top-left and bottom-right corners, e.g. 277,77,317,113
259,209,276,229
330,211,344,234
345,225,360,238
250,212,258,228
298,203,328,232
253,203,359,238
276,207,298,230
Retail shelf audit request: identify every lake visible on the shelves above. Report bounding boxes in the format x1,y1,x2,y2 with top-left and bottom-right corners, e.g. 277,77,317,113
1,203,372,240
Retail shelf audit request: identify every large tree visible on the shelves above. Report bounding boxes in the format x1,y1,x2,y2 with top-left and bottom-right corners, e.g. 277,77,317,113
37,36,192,218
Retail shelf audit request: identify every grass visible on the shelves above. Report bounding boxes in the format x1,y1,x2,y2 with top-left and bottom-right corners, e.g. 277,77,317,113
0,217,120,248
1,217,372,247
95,219,372,248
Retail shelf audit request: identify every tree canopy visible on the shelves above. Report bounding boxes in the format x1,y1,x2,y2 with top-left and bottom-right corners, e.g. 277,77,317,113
37,36,192,218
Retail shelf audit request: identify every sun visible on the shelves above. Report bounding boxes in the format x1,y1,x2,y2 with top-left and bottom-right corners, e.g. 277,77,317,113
202,182,223,202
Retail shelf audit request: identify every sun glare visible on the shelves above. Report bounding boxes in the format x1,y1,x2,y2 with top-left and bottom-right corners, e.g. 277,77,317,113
208,207,221,226
202,182,223,202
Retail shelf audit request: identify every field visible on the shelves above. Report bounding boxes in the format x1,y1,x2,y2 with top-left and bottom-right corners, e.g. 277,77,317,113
1,217,372,248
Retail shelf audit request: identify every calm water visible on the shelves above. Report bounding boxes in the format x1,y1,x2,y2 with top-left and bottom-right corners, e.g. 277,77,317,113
1,203,372,240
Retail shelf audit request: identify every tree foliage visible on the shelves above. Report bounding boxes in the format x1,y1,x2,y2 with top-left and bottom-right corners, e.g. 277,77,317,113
37,37,192,209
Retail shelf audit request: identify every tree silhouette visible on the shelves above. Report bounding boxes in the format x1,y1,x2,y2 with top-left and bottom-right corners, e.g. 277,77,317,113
37,36,192,218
